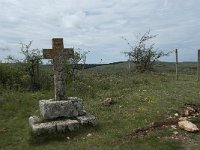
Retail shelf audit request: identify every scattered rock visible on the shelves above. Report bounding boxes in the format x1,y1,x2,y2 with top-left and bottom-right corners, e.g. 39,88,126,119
184,106,196,116
87,133,92,137
178,120,199,132
171,125,177,130
179,117,187,121
0,128,7,132
174,113,179,117
179,103,200,117
184,110,189,116
173,131,179,135
102,98,115,106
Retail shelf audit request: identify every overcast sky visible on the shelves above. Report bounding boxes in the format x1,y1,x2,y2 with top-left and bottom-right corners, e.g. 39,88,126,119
0,0,200,63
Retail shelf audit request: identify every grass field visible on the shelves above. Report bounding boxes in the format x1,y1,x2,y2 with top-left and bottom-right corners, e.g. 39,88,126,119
1,62,200,150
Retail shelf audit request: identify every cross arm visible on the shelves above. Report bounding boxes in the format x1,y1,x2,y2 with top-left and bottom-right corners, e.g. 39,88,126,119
43,49,52,59
63,48,74,59
43,48,74,59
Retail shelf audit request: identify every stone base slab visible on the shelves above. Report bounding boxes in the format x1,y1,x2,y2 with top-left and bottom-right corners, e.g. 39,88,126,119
39,97,85,119
77,113,97,126
29,113,97,135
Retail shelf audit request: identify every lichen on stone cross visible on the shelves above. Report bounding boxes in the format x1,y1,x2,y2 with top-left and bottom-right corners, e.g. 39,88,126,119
43,38,74,100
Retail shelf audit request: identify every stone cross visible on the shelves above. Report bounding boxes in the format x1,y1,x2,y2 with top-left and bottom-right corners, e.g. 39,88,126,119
43,38,74,100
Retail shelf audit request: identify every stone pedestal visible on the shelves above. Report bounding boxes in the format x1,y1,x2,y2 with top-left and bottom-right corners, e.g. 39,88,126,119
29,97,97,135
39,97,85,119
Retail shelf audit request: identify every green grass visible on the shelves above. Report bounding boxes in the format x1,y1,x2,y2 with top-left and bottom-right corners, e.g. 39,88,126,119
1,62,200,149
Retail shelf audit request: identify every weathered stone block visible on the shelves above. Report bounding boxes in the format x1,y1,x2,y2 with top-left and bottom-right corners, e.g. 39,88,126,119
31,122,57,135
57,120,79,132
39,97,85,119
29,116,80,134
77,113,97,126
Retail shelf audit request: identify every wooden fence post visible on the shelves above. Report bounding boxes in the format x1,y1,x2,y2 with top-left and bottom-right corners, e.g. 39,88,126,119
198,49,200,81
175,49,178,80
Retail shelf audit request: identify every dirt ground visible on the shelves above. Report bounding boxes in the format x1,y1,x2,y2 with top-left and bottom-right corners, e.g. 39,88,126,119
112,103,200,149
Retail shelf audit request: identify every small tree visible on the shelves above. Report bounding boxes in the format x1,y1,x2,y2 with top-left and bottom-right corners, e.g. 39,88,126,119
67,48,90,81
69,50,81,80
123,30,169,73
21,41,42,90
7,41,42,90
81,50,90,69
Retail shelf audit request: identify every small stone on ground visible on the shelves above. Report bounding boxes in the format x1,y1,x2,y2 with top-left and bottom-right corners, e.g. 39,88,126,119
178,120,199,132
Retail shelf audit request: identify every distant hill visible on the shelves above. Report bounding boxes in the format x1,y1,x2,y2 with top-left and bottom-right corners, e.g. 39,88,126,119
1,61,198,75
82,61,198,75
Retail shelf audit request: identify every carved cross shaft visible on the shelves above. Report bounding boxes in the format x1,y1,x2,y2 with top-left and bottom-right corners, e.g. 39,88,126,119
43,38,74,100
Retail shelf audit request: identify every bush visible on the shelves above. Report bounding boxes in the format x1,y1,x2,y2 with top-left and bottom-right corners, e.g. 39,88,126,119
123,30,169,73
0,63,54,91
0,64,27,90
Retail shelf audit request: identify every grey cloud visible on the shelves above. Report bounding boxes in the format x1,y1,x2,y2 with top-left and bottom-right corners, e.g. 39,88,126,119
0,0,200,63
0,47,10,51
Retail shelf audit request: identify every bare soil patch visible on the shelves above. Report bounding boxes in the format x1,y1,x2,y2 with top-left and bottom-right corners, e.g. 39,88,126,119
112,103,200,148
